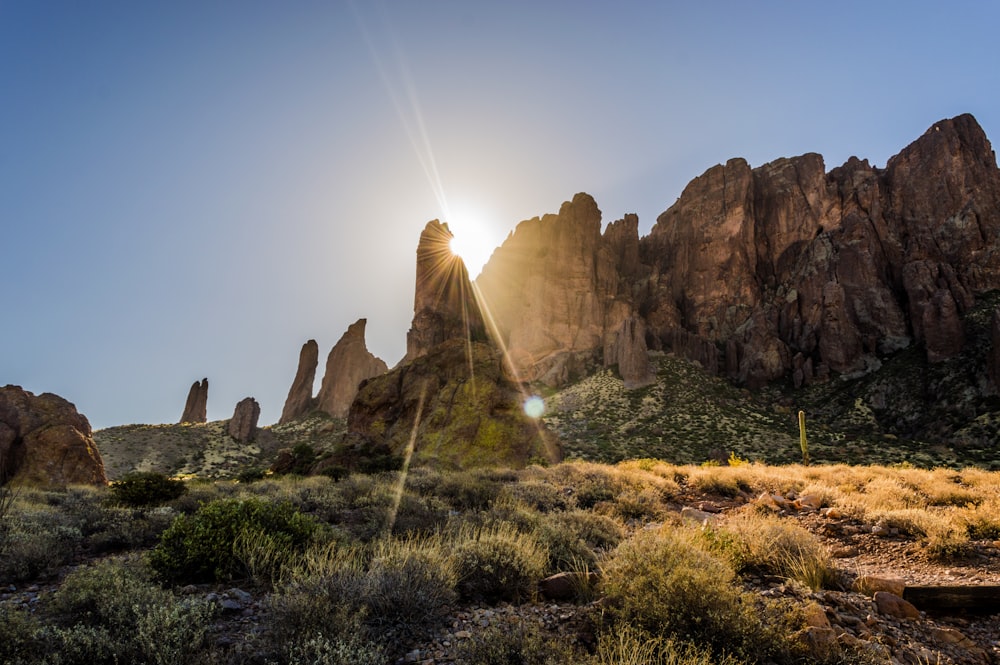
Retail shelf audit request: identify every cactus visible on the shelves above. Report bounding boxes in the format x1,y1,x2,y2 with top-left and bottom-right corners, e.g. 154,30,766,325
798,410,810,465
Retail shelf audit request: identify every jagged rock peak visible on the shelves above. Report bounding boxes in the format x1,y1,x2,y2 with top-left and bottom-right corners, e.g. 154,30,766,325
405,220,486,363
228,397,261,443
279,340,319,424
179,378,208,424
475,192,635,386
316,319,388,418
0,385,107,486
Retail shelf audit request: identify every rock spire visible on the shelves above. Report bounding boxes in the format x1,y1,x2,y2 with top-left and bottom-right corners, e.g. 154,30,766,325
279,340,319,424
316,319,388,418
179,378,208,424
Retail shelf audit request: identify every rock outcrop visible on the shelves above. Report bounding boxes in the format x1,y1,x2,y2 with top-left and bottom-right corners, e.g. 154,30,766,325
280,340,319,424
180,378,208,424
0,385,107,486
474,114,1000,393
405,220,486,362
475,193,635,387
605,316,655,389
228,397,260,443
316,319,388,418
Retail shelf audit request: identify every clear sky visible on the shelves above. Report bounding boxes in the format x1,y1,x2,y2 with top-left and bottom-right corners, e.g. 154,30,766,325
3,1,999,429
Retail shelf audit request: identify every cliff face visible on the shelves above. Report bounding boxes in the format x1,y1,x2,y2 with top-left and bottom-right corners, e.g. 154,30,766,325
315,319,388,419
476,114,1000,391
475,193,638,387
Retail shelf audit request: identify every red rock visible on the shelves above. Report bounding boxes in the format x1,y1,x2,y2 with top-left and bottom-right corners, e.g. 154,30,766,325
873,591,920,619
228,397,260,443
316,319,388,418
605,316,655,389
279,340,318,424
179,378,208,424
0,385,107,486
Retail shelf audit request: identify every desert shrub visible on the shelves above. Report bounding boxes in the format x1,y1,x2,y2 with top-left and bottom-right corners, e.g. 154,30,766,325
601,526,800,662
534,517,595,573
236,466,267,483
282,631,386,665
710,512,836,590
44,557,215,665
555,509,625,551
270,538,455,658
457,622,581,665
0,509,82,583
86,505,175,553
150,497,317,583
452,523,548,602
602,485,668,522
594,624,740,665
0,604,42,664
110,472,187,507
433,471,503,511
500,480,573,513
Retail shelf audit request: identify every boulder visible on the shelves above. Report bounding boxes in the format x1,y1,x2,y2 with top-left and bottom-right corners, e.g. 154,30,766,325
0,385,107,486
873,591,920,620
180,378,208,424
316,319,388,418
279,340,319,424
228,397,260,443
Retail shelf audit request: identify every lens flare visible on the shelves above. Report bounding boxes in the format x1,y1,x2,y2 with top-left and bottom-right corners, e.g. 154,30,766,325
523,395,545,419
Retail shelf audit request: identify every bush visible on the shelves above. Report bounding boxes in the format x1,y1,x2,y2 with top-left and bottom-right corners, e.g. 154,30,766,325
601,526,801,662
150,497,317,583
44,557,216,665
594,624,740,665
457,623,581,665
708,513,837,590
110,472,187,507
0,604,42,664
452,523,548,602
0,510,81,583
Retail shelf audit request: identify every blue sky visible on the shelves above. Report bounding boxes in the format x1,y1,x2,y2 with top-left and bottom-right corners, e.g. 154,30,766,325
3,1,998,428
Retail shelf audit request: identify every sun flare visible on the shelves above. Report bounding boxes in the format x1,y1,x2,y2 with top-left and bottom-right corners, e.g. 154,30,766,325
444,205,501,278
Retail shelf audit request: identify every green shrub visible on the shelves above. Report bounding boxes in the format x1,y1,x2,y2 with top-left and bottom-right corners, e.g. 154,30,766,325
0,511,81,583
283,631,386,665
44,557,216,665
601,526,801,662
150,497,317,583
457,622,581,665
500,480,572,513
0,604,42,664
452,523,548,602
236,466,267,484
594,624,739,665
110,472,187,507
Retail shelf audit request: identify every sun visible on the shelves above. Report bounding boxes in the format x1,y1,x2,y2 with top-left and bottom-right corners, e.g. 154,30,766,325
444,205,501,278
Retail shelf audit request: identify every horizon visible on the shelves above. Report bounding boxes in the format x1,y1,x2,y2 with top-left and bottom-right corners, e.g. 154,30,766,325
3,2,1000,429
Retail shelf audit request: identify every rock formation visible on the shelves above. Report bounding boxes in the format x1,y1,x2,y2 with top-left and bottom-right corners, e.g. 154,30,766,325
475,114,1000,391
348,339,558,469
316,319,388,418
180,378,208,424
228,397,260,443
280,340,319,424
0,385,107,486
605,316,655,389
475,193,635,387
405,220,486,362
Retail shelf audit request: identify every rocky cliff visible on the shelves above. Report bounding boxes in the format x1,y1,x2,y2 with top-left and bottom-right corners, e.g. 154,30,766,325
315,319,388,418
0,385,107,486
477,114,1000,393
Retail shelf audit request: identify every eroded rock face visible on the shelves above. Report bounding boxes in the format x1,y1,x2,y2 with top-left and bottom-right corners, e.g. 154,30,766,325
180,378,208,424
605,316,655,389
348,339,558,469
280,340,319,424
475,193,634,386
635,113,1000,386
228,397,260,443
316,319,388,418
0,385,107,486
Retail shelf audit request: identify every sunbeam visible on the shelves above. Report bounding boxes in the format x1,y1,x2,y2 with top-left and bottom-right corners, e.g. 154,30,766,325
385,379,428,536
